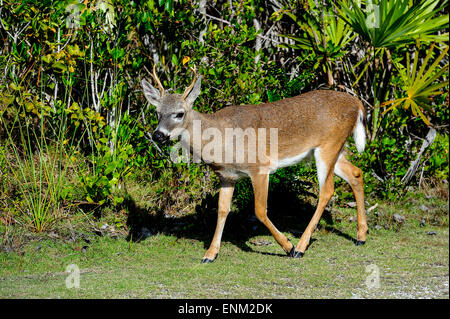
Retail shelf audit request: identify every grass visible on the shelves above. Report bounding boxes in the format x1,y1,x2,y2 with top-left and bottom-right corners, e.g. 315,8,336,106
0,189,448,299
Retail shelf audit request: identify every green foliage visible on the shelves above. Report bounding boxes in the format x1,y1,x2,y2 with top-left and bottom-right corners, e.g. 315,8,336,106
79,113,143,207
267,63,316,102
0,107,76,232
277,0,355,84
182,9,280,110
334,0,449,138
382,42,449,125
335,0,449,48
0,0,448,229
426,133,449,181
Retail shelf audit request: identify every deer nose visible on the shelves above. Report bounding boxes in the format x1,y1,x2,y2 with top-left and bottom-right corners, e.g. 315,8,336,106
153,130,169,144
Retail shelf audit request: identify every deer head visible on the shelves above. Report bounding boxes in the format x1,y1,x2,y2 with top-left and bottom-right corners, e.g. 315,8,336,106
141,65,201,144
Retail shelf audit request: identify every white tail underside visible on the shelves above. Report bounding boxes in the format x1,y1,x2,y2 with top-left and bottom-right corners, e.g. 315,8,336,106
353,109,366,153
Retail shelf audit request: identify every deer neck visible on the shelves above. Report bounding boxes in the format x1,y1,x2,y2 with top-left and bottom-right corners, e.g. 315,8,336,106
182,110,222,162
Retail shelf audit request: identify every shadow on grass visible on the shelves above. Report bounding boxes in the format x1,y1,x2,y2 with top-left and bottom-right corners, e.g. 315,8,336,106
124,177,357,259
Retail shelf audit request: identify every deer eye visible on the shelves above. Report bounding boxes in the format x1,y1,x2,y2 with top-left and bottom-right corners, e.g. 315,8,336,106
173,112,185,120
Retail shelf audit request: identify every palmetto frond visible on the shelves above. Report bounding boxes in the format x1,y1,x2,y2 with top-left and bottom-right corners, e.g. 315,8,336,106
335,0,449,49
381,43,449,125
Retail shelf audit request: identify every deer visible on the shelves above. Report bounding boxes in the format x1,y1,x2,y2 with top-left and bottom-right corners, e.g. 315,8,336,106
141,65,368,263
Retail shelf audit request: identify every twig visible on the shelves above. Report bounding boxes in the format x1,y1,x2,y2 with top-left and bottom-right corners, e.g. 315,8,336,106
259,24,276,46
367,203,378,213
402,128,436,185
372,171,385,182
205,13,279,45
418,158,429,189
337,84,373,109
140,109,171,162
205,13,230,25
0,8,15,40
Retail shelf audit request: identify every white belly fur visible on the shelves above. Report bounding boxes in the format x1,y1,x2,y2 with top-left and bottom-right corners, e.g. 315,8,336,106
272,149,314,171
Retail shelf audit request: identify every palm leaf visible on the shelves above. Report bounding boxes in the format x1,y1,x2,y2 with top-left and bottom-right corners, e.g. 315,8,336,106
382,43,449,125
335,0,449,48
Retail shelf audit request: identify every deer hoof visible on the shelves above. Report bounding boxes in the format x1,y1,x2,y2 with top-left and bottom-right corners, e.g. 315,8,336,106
287,245,296,257
355,240,366,246
201,254,218,263
292,251,304,258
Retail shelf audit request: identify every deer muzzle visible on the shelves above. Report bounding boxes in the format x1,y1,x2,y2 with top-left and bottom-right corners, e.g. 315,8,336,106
152,130,169,144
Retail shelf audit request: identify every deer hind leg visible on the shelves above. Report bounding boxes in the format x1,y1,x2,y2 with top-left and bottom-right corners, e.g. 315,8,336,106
251,172,295,256
293,147,340,258
334,153,368,244
202,180,235,263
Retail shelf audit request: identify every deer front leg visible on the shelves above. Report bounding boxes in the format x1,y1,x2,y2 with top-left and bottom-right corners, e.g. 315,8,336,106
251,173,295,256
201,180,235,263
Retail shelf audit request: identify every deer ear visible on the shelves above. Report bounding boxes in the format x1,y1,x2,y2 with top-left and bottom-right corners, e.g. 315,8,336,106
185,75,202,108
141,79,160,108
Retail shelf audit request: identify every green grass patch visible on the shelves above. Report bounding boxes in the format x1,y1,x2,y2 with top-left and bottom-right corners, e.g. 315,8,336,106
1,202,448,299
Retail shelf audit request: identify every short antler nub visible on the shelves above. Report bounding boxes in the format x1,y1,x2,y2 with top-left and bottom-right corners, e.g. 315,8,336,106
182,67,197,100
152,64,165,97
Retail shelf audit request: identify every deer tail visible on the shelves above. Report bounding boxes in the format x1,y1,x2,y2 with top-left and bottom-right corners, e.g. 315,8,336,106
353,101,366,154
